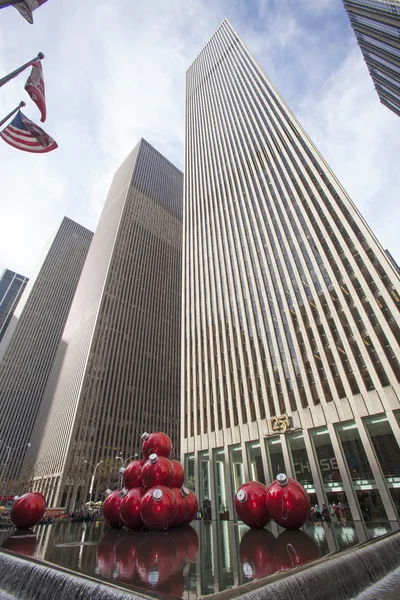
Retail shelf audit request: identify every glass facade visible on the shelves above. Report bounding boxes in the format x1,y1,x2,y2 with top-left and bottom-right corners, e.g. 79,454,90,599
0,268,28,343
182,19,400,523
214,448,229,519
344,0,400,117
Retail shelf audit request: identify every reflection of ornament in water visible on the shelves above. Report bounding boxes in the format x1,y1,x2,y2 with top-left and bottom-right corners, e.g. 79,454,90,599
123,459,144,489
1,530,37,556
141,454,174,489
266,474,310,530
274,530,320,571
167,525,199,568
103,490,123,529
115,530,146,581
235,481,271,528
170,459,185,488
96,529,121,576
239,528,276,579
137,531,179,587
140,486,177,530
119,487,145,530
141,431,172,459
10,492,46,529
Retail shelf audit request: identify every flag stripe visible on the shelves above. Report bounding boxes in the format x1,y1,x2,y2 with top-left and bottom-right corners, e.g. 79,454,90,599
2,128,41,147
0,132,56,153
0,110,57,154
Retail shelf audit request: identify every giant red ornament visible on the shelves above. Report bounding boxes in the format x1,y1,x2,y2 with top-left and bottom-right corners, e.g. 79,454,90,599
181,489,198,525
141,454,174,489
274,530,320,571
123,459,144,489
266,473,311,530
119,487,145,530
170,487,188,528
10,492,46,529
235,481,271,528
239,528,276,579
170,460,185,488
141,431,172,459
140,486,177,530
103,490,123,529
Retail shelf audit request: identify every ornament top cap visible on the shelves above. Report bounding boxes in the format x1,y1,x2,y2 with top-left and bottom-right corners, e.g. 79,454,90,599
120,487,128,498
141,431,150,440
181,486,189,497
277,473,288,486
236,489,247,502
153,488,163,502
105,488,112,497
149,453,158,463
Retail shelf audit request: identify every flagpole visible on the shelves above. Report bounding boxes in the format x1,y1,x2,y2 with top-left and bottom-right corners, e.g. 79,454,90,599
0,52,44,89
0,101,25,128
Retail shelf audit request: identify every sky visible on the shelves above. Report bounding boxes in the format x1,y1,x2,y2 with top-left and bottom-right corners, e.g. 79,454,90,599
0,0,399,279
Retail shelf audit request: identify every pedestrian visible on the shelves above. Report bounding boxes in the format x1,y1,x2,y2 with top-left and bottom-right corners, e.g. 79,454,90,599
330,503,338,524
321,503,330,523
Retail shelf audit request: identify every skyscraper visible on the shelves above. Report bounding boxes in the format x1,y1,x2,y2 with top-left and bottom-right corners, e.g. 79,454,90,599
29,139,183,509
0,269,28,343
0,218,93,485
343,0,400,117
182,20,400,523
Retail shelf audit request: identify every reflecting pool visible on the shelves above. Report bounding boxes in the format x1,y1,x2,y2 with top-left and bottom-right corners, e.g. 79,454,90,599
0,520,398,599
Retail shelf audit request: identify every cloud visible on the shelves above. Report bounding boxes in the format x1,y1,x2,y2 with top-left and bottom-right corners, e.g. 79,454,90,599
0,0,399,279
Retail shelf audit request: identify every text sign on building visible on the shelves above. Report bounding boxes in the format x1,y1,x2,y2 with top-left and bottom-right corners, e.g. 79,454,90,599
269,414,292,434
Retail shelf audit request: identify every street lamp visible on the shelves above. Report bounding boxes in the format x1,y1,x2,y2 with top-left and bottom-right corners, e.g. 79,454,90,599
84,460,104,507
0,440,31,503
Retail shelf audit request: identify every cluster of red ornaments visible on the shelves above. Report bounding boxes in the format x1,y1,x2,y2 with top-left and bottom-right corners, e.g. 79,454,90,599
9,491,47,529
103,431,199,531
235,473,311,530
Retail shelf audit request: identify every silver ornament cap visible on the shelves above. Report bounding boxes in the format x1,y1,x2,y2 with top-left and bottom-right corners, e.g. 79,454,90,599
149,453,158,464
236,489,248,502
153,488,163,502
277,473,288,486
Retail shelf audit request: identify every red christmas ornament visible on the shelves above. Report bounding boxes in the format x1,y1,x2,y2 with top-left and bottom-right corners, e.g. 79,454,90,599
235,481,271,528
115,530,145,581
1,531,37,556
10,492,46,529
137,531,179,587
170,487,188,528
140,486,177,530
103,490,123,529
141,454,174,489
180,489,198,525
123,459,144,489
274,530,320,571
239,528,276,579
170,459,185,488
119,487,145,530
266,474,311,530
96,529,120,576
141,431,172,459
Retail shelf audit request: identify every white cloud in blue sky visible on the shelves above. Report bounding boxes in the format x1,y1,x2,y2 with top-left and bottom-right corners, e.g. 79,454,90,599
0,0,399,277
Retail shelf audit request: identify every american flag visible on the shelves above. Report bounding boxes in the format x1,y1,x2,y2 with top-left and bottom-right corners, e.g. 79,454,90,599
0,110,57,153
25,59,46,121
13,0,48,23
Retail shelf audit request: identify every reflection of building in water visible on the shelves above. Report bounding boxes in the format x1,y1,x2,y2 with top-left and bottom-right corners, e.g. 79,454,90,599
182,19,400,524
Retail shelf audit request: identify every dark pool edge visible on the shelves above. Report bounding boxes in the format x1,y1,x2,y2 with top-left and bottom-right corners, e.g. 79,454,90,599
204,529,400,600
0,548,160,600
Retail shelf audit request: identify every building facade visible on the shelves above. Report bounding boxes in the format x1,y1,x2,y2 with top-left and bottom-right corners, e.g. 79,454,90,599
182,19,400,524
29,139,183,509
0,218,93,485
0,269,28,343
343,0,400,117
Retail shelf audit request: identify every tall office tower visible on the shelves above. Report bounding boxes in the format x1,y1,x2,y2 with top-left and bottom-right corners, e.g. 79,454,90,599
29,139,182,509
0,269,28,343
182,19,400,524
0,218,93,484
343,0,400,117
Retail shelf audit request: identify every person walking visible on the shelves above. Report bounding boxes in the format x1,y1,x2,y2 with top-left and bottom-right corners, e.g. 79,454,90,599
322,503,331,523
330,503,338,524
